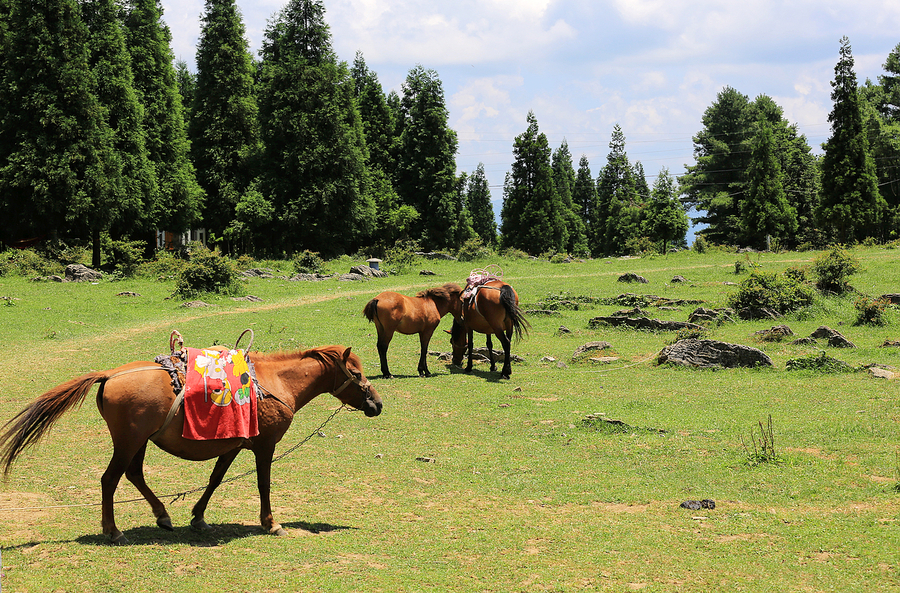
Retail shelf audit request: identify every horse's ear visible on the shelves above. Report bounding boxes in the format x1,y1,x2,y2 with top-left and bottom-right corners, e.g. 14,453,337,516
342,346,352,361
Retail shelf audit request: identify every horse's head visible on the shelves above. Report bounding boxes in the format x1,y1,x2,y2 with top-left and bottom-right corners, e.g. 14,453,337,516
331,347,382,417
448,318,468,367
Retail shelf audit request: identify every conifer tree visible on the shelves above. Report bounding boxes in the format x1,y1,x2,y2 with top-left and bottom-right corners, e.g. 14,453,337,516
190,0,263,251
257,0,373,255
552,140,587,255
741,121,797,249
573,155,600,256
0,0,122,264
500,111,566,254
644,168,688,253
124,0,203,236
82,0,157,243
818,36,884,243
395,65,460,250
466,163,497,246
596,125,640,254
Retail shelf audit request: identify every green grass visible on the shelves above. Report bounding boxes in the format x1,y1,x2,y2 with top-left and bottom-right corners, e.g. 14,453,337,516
1,246,900,591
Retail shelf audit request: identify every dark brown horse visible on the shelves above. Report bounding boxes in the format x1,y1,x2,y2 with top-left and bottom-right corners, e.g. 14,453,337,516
450,280,529,379
363,283,462,378
0,345,382,544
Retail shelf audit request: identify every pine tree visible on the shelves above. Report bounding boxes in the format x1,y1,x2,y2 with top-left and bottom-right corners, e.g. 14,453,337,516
82,0,157,243
257,0,373,255
351,52,397,178
500,111,565,254
596,125,640,254
740,121,797,249
190,0,264,252
644,168,688,253
395,65,460,250
573,155,599,256
0,0,122,264
680,87,753,245
124,0,203,236
552,140,587,255
174,59,196,128
466,163,497,246
818,36,884,243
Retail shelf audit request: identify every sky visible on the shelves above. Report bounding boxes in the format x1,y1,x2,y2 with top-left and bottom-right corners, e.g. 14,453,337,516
161,0,900,229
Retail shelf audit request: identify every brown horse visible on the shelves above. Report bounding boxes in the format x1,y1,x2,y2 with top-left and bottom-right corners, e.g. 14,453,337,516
450,281,529,379
363,283,462,378
0,345,382,544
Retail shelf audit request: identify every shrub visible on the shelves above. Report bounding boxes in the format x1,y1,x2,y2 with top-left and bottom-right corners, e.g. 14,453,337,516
811,245,860,294
456,237,493,262
138,251,187,280
727,270,816,315
853,296,888,326
174,247,245,298
101,238,146,277
692,235,708,254
383,240,420,274
292,250,325,274
500,247,530,260
625,236,658,257
0,248,62,277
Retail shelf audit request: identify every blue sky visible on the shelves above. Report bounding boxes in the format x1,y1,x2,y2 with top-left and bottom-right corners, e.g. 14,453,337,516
162,0,900,228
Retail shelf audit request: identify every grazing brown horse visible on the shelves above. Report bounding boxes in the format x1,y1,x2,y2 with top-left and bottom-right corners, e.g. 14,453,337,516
363,283,462,378
0,346,382,544
450,280,529,379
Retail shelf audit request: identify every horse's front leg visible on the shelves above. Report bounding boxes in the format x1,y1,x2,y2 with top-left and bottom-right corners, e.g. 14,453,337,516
418,328,435,377
465,329,475,373
124,443,172,531
253,446,286,535
190,448,241,532
101,447,140,544
485,333,496,372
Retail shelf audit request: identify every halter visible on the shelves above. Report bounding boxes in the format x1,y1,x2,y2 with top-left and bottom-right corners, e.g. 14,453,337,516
331,356,373,398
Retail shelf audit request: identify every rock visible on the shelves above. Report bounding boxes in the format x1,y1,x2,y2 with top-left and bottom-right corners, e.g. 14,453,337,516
289,273,333,282
754,325,794,342
789,337,818,346
337,273,369,282
557,326,572,335
810,325,839,339
879,293,900,304
671,275,687,283
242,268,275,278
589,316,704,332
810,326,855,348
231,295,263,302
657,339,774,369
736,307,781,320
617,272,648,284
589,356,620,364
572,341,613,360
350,265,388,278
419,269,436,275
65,264,102,282
611,307,648,318
116,291,141,297
868,367,895,380
879,340,900,348
181,300,213,308
689,307,735,324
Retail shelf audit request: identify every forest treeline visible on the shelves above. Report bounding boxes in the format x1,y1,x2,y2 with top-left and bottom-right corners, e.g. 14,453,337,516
1,0,898,267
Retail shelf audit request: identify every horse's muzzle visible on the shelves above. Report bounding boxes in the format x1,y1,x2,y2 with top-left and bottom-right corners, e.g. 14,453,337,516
362,395,383,417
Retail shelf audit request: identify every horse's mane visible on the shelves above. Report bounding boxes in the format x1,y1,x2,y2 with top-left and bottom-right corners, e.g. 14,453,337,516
250,345,345,365
416,282,462,302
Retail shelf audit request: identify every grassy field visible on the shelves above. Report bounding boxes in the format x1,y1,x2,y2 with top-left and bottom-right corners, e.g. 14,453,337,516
0,246,899,592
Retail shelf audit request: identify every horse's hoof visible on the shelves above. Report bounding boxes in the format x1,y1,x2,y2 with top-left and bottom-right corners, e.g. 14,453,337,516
157,516,174,531
109,532,129,545
501,374,511,380
190,518,212,532
382,374,394,380
273,527,288,536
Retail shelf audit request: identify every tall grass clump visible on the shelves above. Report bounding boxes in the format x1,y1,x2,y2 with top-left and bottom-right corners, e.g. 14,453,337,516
727,270,816,315
743,415,782,466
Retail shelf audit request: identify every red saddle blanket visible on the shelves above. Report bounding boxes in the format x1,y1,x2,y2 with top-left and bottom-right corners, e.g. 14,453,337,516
182,347,259,440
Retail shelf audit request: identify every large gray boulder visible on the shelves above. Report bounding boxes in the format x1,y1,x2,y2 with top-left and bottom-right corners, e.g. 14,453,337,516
65,264,102,282
657,339,773,369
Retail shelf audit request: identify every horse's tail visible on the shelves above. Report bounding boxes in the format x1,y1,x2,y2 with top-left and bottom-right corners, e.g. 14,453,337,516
363,298,379,323
499,284,530,342
0,371,108,476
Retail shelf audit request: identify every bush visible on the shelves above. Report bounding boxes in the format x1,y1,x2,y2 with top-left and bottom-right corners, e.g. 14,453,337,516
174,247,245,298
692,235,709,254
292,250,325,274
0,248,62,277
101,238,146,277
500,247,529,260
138,251,187,280
727,270,816,315
853,296,888,326
811,245,860,294
456,237,493,262
383,240,420,274
625,236,658,257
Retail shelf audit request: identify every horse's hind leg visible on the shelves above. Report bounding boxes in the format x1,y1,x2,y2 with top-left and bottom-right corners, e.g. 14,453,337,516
497,329,513,379
485,333,496,372
190,448,241,531
375,329,394,379
101,446,142,544
124,444,172,531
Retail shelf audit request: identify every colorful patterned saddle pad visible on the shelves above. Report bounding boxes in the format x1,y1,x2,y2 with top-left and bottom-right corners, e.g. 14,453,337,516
182,347,259,440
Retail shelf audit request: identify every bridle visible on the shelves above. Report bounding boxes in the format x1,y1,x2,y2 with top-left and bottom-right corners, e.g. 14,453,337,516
332,356,373,399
